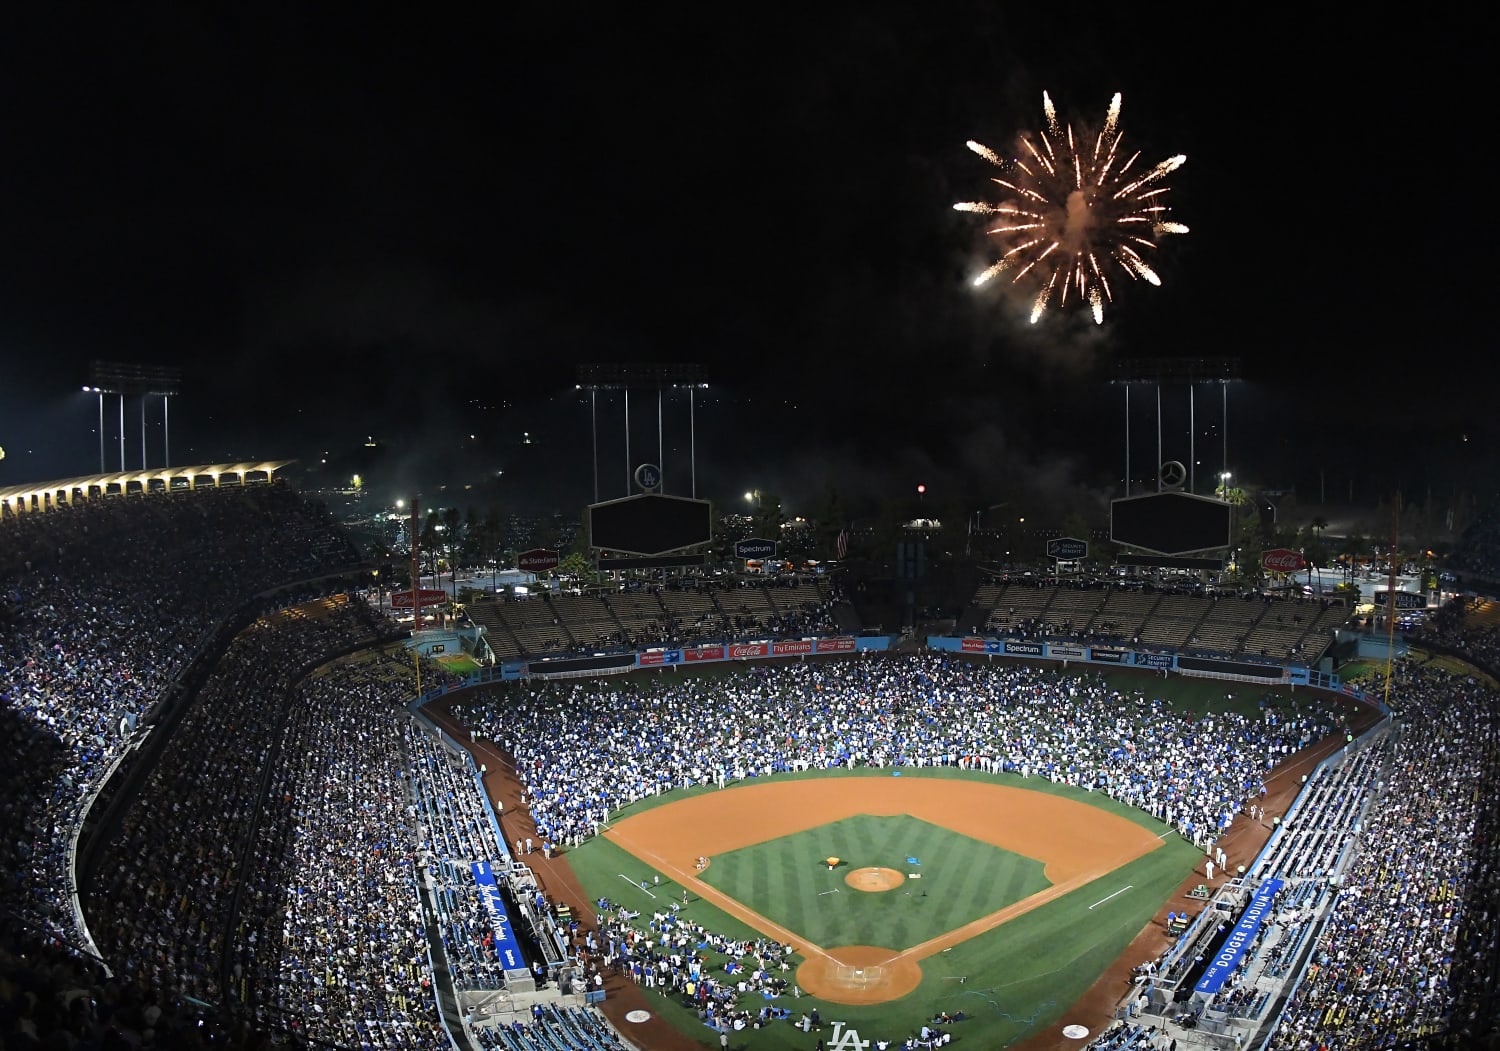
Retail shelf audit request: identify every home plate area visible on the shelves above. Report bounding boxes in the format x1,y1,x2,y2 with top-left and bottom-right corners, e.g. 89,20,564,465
799,945,923,1004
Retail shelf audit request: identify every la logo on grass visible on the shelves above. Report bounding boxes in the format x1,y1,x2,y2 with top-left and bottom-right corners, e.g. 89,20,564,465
829,1022,869,1051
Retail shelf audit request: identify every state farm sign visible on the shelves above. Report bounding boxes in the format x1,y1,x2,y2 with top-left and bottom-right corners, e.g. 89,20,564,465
517,548,560,573
1261,548,1306,573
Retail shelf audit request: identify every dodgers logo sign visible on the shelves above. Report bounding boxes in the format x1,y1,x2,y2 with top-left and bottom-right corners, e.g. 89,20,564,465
829,1023,869,1051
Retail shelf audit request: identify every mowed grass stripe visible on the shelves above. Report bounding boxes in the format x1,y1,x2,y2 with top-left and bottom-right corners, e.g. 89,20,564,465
701,814,1048,951
570,781,1204,1051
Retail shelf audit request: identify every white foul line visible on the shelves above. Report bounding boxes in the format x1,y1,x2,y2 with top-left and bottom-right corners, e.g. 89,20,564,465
1088,885,1133,910
620,873,657,899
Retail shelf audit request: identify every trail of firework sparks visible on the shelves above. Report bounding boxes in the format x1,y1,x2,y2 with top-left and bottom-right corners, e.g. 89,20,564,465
955,93,1187,324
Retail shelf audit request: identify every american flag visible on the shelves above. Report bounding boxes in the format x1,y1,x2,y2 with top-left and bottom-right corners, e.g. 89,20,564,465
836,527,848,560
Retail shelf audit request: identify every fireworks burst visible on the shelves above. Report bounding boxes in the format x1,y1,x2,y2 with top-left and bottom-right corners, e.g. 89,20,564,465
955,93,1187,325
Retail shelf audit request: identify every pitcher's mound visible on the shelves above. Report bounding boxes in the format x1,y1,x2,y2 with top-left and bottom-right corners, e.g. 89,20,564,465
845,866,904,892
798,945,921,1005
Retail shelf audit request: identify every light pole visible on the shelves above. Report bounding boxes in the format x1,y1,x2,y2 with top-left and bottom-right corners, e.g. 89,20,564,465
87,362,181,476
83,387,105,473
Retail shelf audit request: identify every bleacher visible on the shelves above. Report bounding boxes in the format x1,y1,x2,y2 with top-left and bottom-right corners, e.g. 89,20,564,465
985,581,1055,631
1194,596,1267,653
721,581,779,635
490,596,572,658
1240,599,1345,661
655,586,727,642
1134,593,1210,648
546,593,621,651
608,590,670,644
969,576,1350,663
475,1004,622,1051
1044,585,1105,632
405,721,516,985
467,600,525,661
1088,589,1160,642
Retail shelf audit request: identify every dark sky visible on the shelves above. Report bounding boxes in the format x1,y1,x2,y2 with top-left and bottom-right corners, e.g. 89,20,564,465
0,8,1489,518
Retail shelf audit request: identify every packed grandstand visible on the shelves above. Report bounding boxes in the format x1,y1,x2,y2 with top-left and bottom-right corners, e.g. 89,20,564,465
3,478,1500,1050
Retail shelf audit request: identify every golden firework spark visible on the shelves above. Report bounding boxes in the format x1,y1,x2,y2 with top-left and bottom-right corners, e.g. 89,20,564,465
954,93,1188,324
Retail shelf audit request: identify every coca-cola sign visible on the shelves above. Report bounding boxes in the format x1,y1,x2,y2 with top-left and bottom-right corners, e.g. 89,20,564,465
729,643,769,658
517,548,560,573
1260,548,1306,573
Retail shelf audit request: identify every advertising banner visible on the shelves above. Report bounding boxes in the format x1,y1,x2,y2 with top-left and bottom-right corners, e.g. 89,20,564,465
814,637,856,653
684,645,725,662
1091,648,1127,663
772,639,814,656
1194,880,1284,995
734,538,778,559
471,862,525,971
961,637,987,652
517,548,561,573
1048,643,1088,660
1046,537,1089,560
1260,548,1306,573
1133,652,1174,669
728,642,769,659
1004,640,1045,656
637,650,682,667
391,588,448,609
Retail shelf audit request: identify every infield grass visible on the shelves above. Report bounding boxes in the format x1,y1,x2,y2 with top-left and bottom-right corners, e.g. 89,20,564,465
699,814,1049,951
563,772,1201,1050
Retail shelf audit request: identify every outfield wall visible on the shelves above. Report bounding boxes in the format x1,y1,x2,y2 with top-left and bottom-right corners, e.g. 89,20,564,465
926,635,1307,684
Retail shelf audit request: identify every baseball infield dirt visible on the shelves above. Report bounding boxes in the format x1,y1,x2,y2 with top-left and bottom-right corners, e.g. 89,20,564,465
427,686,1381,1051
604,777,1162,1004
845,867,904,892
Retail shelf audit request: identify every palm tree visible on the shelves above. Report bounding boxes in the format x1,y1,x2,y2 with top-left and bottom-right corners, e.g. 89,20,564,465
441,506,464,594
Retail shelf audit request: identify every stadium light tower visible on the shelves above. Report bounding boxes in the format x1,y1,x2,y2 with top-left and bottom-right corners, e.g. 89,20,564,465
87,361,182,473
83,386,105,473
576,363,707,501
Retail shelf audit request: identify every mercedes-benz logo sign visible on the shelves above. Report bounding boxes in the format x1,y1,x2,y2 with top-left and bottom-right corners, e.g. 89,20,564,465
634,463,662,491
1159,460,1187,488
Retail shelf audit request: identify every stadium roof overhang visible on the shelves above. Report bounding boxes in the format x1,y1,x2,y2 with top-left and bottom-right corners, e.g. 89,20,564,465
0,461,294,511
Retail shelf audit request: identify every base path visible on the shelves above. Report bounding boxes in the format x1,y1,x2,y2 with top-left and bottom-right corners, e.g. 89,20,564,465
1008,702,1386,1051
606,777,1162,1004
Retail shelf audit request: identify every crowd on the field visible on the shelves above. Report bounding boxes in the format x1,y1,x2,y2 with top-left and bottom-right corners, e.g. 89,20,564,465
11,480,1500,1050
457,656,1337,860
0,483,362,946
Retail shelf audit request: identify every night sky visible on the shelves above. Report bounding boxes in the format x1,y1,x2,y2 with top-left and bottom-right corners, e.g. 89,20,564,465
0,8,1489,519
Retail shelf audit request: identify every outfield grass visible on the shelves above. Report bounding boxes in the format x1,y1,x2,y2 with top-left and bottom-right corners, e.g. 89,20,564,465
564,772,1200,1050
437,652,482,675
700,814,1049,951
502,664,1323,1048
